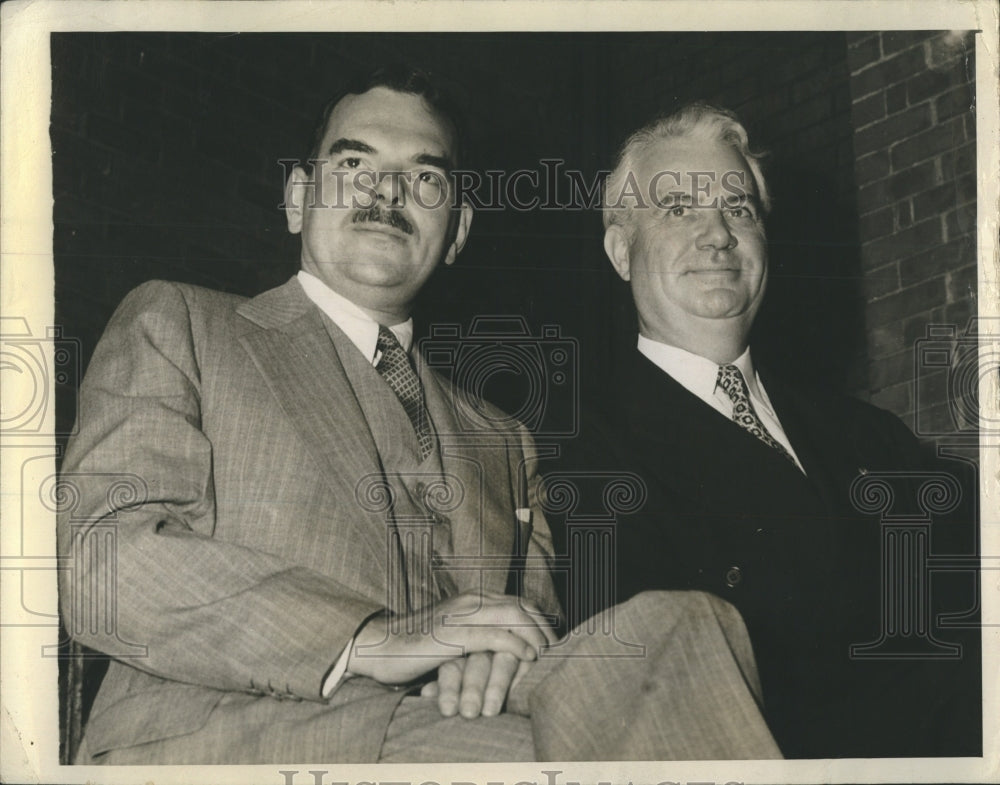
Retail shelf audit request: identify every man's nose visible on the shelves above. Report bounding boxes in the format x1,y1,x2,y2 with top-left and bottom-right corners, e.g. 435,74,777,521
374,171,406,207
696,209,737,250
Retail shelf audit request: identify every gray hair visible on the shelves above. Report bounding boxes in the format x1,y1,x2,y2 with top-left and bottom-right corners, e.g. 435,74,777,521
602,103,770,233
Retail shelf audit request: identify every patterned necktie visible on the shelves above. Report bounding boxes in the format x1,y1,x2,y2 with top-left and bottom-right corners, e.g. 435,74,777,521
716,364,795,463
375,325,434,461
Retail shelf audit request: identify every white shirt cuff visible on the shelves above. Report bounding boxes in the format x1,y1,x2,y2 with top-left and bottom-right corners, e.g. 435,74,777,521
321,638,355,698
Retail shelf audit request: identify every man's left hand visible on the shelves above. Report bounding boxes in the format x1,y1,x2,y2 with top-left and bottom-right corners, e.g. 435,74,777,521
420,651,532,718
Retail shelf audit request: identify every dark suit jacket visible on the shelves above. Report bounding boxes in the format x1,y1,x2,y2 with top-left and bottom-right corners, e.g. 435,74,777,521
58,278,560,763
552,348,980,758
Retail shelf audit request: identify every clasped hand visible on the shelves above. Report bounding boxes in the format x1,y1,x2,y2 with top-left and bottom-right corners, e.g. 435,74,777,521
346,592,557,718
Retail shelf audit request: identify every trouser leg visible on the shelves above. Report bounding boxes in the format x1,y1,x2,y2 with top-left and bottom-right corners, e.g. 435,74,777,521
378,695,535,762
508,590,782,760
379,590,781,762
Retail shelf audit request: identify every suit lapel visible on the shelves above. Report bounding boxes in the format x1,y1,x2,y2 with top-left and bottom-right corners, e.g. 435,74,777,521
617,350,824,507
617,351,732,506
757,368,844,512
235,278,387,563
236,279,516,593
418,359,514,595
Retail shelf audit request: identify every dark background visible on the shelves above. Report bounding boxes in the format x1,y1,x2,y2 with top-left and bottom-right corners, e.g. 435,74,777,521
52,31,865,444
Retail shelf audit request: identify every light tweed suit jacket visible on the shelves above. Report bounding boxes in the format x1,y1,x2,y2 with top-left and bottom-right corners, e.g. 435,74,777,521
58,276,561,763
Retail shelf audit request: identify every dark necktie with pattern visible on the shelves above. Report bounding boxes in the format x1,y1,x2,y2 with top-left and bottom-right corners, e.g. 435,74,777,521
716,363,795,463
375,325,434,461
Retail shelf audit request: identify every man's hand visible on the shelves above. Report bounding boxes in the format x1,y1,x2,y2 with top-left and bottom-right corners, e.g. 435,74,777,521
420,650,535,718
346,592,556,688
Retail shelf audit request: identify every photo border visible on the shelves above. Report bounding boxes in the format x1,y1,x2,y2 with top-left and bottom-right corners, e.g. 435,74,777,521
2,2,997,783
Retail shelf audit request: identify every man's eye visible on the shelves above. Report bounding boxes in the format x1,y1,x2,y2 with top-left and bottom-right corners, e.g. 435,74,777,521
339,157,362,169
416,170,444,186
667,205,689,217
728,206,754,219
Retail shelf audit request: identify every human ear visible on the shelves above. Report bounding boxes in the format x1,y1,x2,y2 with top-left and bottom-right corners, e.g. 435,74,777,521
603,224,632,282
283,166,309,235
443,200,474,266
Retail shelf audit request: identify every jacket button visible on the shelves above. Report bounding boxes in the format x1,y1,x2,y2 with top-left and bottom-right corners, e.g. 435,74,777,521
725,566,743,587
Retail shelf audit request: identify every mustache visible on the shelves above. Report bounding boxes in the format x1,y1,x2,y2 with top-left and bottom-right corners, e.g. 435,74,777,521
352,205,413,235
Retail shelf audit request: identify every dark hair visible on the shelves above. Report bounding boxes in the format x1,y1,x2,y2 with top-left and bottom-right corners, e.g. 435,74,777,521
303,64,466,171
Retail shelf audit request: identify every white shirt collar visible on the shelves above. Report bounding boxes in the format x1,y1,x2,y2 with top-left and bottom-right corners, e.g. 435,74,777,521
636,335,761,400
297,270,413,365
635,335,800,471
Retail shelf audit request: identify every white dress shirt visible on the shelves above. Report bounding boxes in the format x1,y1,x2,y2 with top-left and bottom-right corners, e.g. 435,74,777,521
297,270,413,697
636,335,805,474
298,269,412,360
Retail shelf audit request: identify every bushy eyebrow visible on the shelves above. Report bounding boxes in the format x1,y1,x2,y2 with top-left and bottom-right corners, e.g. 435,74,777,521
326,139,453,172
653,191,763,214
415,152,453,172
725,193,763,212
327,138,376,156
656,191,694,206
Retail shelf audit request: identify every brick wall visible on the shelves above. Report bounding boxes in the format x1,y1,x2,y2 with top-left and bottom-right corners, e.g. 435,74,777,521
847,31,976,436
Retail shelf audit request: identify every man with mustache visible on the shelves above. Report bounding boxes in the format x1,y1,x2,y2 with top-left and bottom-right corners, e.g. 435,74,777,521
59,68,783,764
555,103,980,758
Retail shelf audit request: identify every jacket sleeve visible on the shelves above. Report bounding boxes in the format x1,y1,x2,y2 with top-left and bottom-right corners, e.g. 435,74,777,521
57,281,383,702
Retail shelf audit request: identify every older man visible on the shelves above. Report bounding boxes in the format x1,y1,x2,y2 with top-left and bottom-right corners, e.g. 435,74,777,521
554,103,980,758
59,70,782,764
